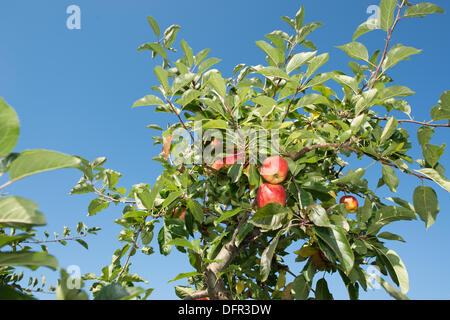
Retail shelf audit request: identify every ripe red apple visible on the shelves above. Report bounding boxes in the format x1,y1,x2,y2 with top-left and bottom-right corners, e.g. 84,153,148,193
210,153,244,171
339,195,359,213
260,156,288,184
195,297,211,300
257,183,286,208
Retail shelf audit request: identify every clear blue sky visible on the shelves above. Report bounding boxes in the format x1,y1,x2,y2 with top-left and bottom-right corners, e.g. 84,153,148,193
0,0,449,300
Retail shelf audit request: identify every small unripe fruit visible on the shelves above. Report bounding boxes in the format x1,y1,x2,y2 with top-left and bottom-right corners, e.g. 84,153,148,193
257,183,287,208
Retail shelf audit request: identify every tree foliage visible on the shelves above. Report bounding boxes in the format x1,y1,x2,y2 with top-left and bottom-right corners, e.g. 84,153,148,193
1,1,448,300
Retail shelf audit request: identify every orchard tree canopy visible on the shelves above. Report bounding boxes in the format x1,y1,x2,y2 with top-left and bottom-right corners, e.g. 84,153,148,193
1,0,449,300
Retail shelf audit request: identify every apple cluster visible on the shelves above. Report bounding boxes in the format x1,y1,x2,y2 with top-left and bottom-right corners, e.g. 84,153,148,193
256,156,288,208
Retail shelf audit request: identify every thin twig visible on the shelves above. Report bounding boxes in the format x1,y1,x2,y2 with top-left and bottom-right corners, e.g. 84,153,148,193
165,97,195,142
23,233,87,244
372,116,450,128
368,0,406,89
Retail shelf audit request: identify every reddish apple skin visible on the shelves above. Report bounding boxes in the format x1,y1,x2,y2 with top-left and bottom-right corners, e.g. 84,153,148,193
170,207,186,220
340,195,359,213
211,153,244,171
257,183,287,208
260,156,289,184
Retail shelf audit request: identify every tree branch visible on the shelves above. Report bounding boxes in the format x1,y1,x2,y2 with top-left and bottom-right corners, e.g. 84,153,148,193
282,141,432,181
368,0,406,89
372,116,450,128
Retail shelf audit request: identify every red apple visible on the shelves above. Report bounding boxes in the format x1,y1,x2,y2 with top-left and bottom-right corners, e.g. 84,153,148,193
339,195,359,213
210,153,244,171
257,183,287,208
260,156,288,184
195,297,211,300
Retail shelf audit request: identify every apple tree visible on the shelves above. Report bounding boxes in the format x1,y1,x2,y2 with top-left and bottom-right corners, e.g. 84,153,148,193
70,0,449,300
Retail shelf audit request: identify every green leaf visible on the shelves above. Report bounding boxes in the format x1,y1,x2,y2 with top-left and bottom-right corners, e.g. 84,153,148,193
0,285,35,300
180,89,201,107
0,252,58,270
214,207,244,226
180,40,194,68
367,206,416,235
163,25,181,49
417,126,434,146
202,119,228,130
160,190,183,210
415,168,450,193
260,231,281,282
132,95,164,108
147,16,160,37
353,19,379,41
174,286,196,299
430,105,450,121
286,51,316,74
168,271,203,283
413,186,439,229
167,238,194,250
379,0,397,31
365,272,409,300
0,196,46,228
256,66,289,80
355,89,378,115
430,91,450,120
172,72,195,95
305,53,329,79
88,197,109,216
198,58,221,74
382,44,422,71
6,150,79,182
375,247,409,294
0,98,20,158
154,66,170,94
379,86,415,101
332,74,359,93
255,40,284,66
295,6,305,29
296,22,323,43
187,199,204,223
333,168,366,185
382,165,399,193
292,275,309,300
228,162,243,183
253,95,276,107
137,42,167,59
377,231,406,242
379,117,398,145
158,223,172,256
252,203,288,220
357,197,373,226
307,204,331,227
94,283,144,300
422,143,445,167
314,226,354,275
208,72,226,97
404,3,445,18
315,278,333,300
336,42,369,61
146,124,163,131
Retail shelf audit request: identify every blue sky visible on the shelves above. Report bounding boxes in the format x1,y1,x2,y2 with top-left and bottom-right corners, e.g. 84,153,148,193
0,0,449,300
